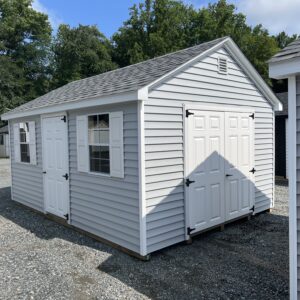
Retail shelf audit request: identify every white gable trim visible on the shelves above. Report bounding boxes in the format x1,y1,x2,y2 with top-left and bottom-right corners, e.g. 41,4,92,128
1,91,139,121
269,56,300,79
140,37,282,111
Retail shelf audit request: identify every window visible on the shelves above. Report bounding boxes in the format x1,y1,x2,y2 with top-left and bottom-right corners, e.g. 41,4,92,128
88,114,110,174
19,122,30,163
0,134,3,145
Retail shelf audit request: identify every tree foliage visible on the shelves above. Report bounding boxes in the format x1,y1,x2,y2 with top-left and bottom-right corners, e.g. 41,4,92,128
51,24,116,88
0,0,299,124
0,0,51,123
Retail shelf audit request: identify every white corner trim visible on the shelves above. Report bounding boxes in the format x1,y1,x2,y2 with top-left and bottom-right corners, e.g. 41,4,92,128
1,91,139,121
8,121,14,200
138,100,147,256
288,76,297,300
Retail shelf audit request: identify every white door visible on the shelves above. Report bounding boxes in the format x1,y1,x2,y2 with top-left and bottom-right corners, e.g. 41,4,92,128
186,109,255,234
187,110,225,233
42,115,69,219
224,112,254,221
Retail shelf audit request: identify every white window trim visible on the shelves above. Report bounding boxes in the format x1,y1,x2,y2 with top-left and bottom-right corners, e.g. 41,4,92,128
19,122,31,164
88,112,111,176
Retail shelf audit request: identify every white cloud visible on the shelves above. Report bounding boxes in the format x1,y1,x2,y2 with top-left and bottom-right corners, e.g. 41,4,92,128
236,0,300,35
32,0,62,30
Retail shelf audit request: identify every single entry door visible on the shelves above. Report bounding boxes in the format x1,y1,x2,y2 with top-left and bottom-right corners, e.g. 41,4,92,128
186,109,254,234
42,115,69,219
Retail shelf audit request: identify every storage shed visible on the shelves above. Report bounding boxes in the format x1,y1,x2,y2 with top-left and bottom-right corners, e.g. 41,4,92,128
1,36,281,259
269,38,300,299
0,125,10,158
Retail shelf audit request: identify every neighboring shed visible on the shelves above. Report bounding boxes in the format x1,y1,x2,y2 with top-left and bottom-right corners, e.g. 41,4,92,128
275,92,288,178
0,125,9,158
1,37,281,259
269,38,300,300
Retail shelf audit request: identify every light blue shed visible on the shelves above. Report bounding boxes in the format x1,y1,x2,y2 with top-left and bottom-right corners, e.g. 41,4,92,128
1,37,281,259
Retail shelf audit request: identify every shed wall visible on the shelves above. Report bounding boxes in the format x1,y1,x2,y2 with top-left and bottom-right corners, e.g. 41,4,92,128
296,76,300,295
9,117,44,211
145,47,275,253
68,102,140,253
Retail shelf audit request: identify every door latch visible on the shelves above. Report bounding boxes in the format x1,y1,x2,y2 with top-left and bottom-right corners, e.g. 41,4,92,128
185,178,195,187
42,171,47,174
62,173,69,180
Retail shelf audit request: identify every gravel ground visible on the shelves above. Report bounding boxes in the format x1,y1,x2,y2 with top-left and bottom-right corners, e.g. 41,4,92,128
0,158,289,299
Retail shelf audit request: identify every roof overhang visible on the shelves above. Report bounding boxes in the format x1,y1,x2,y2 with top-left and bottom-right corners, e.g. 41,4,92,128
1,90,141,121
269,56,300,79
139,37,282,111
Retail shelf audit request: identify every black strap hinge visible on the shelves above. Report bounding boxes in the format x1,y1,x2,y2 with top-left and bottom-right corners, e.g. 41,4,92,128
249,168,256,174
64,213,69,220
186,110,194,118
61,116,67,122
185,178,195,187
249,113,255,119
250,205,255,212
187,227,196,235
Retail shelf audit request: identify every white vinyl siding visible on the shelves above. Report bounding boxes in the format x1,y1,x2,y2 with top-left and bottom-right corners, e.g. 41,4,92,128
10,117,43,211
69,102,140,253
296,76,300,297
145,47,275,253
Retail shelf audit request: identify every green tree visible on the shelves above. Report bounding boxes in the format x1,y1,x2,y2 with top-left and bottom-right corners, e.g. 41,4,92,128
51,24,117,88
112,0,284,83
112,0,194,66
275,31,298,49
0,0,52,122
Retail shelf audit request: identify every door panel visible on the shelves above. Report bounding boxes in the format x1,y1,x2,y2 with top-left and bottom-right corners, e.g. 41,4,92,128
42,116,69,218
224,112,254,221
187,110,225,233
187,109,255,234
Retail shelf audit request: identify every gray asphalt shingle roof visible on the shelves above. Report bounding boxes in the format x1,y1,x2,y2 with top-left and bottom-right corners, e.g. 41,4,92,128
269,38,300,63
3,37,227,117
275,92,288,116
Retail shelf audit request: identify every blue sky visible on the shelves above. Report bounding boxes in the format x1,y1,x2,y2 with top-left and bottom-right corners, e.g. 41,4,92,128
32,0,300,37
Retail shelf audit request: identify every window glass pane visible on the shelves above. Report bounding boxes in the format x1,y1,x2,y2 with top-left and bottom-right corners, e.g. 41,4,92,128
98,114,109,128
20,144,30,163
88,115,98,130
0,135,3,145
19,122,29,143
100,159,110,173
90,158,100,172
100,146,109,159
89,145,101,159
99,130,109,144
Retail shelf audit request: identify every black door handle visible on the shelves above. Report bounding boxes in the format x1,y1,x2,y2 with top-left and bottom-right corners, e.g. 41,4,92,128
62,173,69,180
226,174,233,177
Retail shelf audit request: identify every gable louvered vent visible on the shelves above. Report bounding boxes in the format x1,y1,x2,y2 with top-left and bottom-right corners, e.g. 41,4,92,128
218,57,228,74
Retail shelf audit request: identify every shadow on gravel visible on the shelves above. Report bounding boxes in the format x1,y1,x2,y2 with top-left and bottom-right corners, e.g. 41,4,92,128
0,185,289,299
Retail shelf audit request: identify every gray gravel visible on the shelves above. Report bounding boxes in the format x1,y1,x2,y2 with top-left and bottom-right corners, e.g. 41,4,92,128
0,158,289,299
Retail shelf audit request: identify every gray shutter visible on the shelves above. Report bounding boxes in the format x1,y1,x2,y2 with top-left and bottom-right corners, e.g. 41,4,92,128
77,115,89,172
13,123,20,163
29,121,37,165
110,111,124,178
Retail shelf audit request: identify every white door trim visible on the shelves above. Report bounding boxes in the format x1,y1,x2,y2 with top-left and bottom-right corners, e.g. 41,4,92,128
41,113,70,224
183,104,255,240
